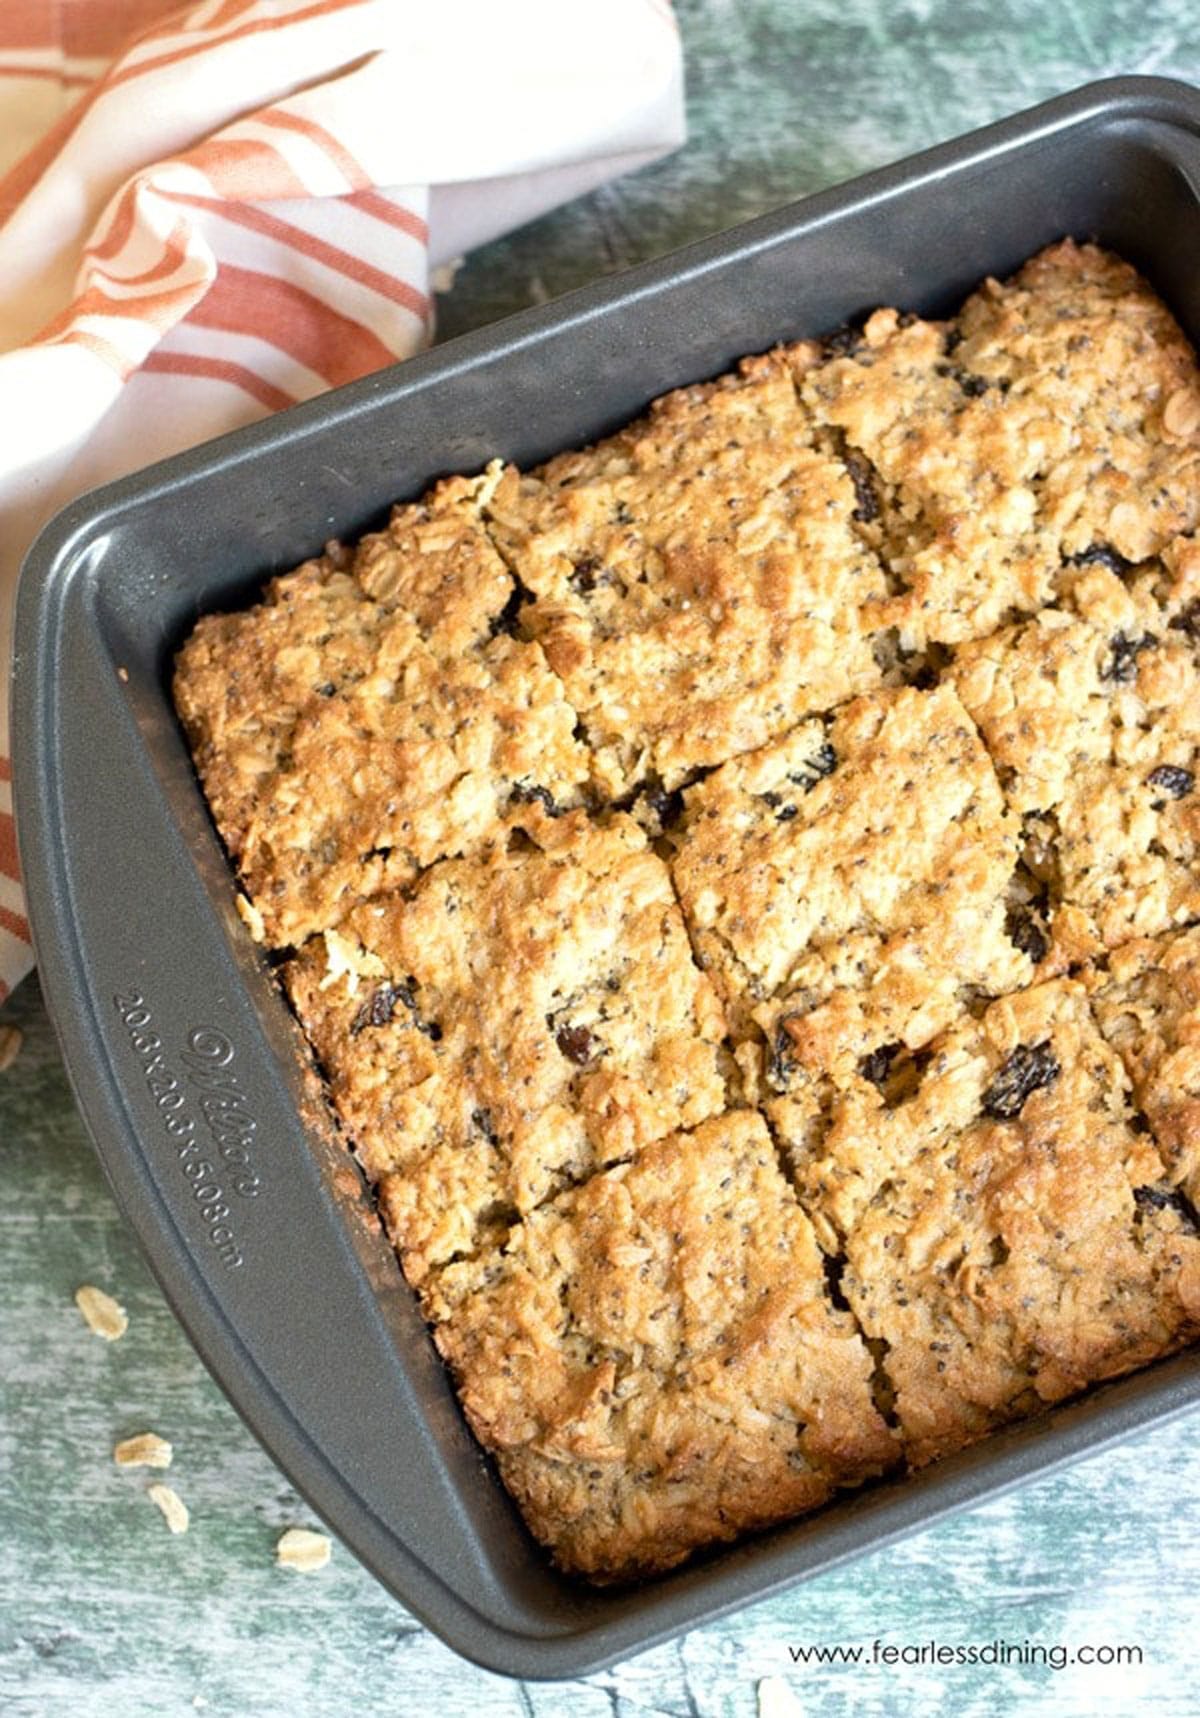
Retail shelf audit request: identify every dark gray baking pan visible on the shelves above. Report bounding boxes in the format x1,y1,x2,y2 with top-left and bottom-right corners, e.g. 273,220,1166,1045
13,75,1200,1680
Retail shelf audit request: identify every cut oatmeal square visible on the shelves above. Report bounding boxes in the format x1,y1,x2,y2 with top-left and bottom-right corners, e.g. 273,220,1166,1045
951,560,1200,965
1089,926,1200,1206
423,1111,897,1580
953,240,1200,563
283,808,730,1282
799,241,1200,647
174,472,590,947
670,682,1031,1082
780,979,1200,1466
483,348,890,798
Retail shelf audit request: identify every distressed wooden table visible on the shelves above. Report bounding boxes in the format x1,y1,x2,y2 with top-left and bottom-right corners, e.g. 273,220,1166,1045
6,4,1200,1713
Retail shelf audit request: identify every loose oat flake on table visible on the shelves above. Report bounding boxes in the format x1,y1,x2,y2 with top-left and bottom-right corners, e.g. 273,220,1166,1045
113,1433,174,1470
276,1528,333,1572
73,1285,128,1342
147,1484,189,1535
175,239,1200,1581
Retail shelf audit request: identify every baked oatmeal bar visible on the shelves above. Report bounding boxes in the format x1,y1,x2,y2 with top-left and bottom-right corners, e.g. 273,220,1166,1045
424,1111,897,1579
1089,925,1200,1205
669,682,1030,1077
800,241,1200,648
283,806,730,1282
172,236,1200,1584
174,473,589,947
483,347,890,798
951,557,1200,965
787,980,1200,1466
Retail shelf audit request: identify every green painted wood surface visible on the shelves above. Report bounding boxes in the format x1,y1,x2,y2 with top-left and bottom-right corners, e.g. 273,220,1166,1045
6,4,1200,1712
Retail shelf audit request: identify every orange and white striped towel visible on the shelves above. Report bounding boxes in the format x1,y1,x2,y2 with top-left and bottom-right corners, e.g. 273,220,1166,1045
0,0,685,999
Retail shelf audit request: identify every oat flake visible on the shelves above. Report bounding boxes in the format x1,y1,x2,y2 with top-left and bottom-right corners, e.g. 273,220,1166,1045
276,1527,332,1571
114,1432,173,1469
148,1484,189,1534
74,1284,128,1341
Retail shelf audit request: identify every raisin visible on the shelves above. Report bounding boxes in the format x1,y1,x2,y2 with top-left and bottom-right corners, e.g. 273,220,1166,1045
1133,1184,1200,1230
1170,599,1200,641
761,744,834,815
1147,764,1194,799
1134,1184,1180,1213
860,1042,901,1089
350,978,440,1039
981,1041,1060,1120
350,983,404,1033
510,781,560,816
843,450,880,524
762,788,803,818
1011,916,1048,963
767,1020,799,1092
555,1024,597,1065
823,323,865,357
1066,544,1135,576
569,555,602,595
936,362,989,397
859,1042,933,1108
315,681,336,698
1006,904,1048,964
1102,630,1157,684
472,1108,499,1145
789,741,837,792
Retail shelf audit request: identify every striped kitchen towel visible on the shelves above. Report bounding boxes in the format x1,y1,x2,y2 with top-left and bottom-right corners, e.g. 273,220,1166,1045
0,0,685,999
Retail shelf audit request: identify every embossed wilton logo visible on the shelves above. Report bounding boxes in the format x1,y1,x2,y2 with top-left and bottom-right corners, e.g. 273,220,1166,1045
182,1026,265,1201
113,994,265,1269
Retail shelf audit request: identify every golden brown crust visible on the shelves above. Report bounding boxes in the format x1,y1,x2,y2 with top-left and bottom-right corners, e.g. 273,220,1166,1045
951,560,1200,963
956,242,1200,562
174,474,589,946
282,808,730,1282
424,1112,897,1578
670,683,1030,1073
1088,926,1200,1205
173,239,1200,1583
484,348,888,796
785,980,1200,1466
800,241,1200,647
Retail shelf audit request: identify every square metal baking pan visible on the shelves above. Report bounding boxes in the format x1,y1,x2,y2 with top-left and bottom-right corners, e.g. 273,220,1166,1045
14,75,1200,1680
